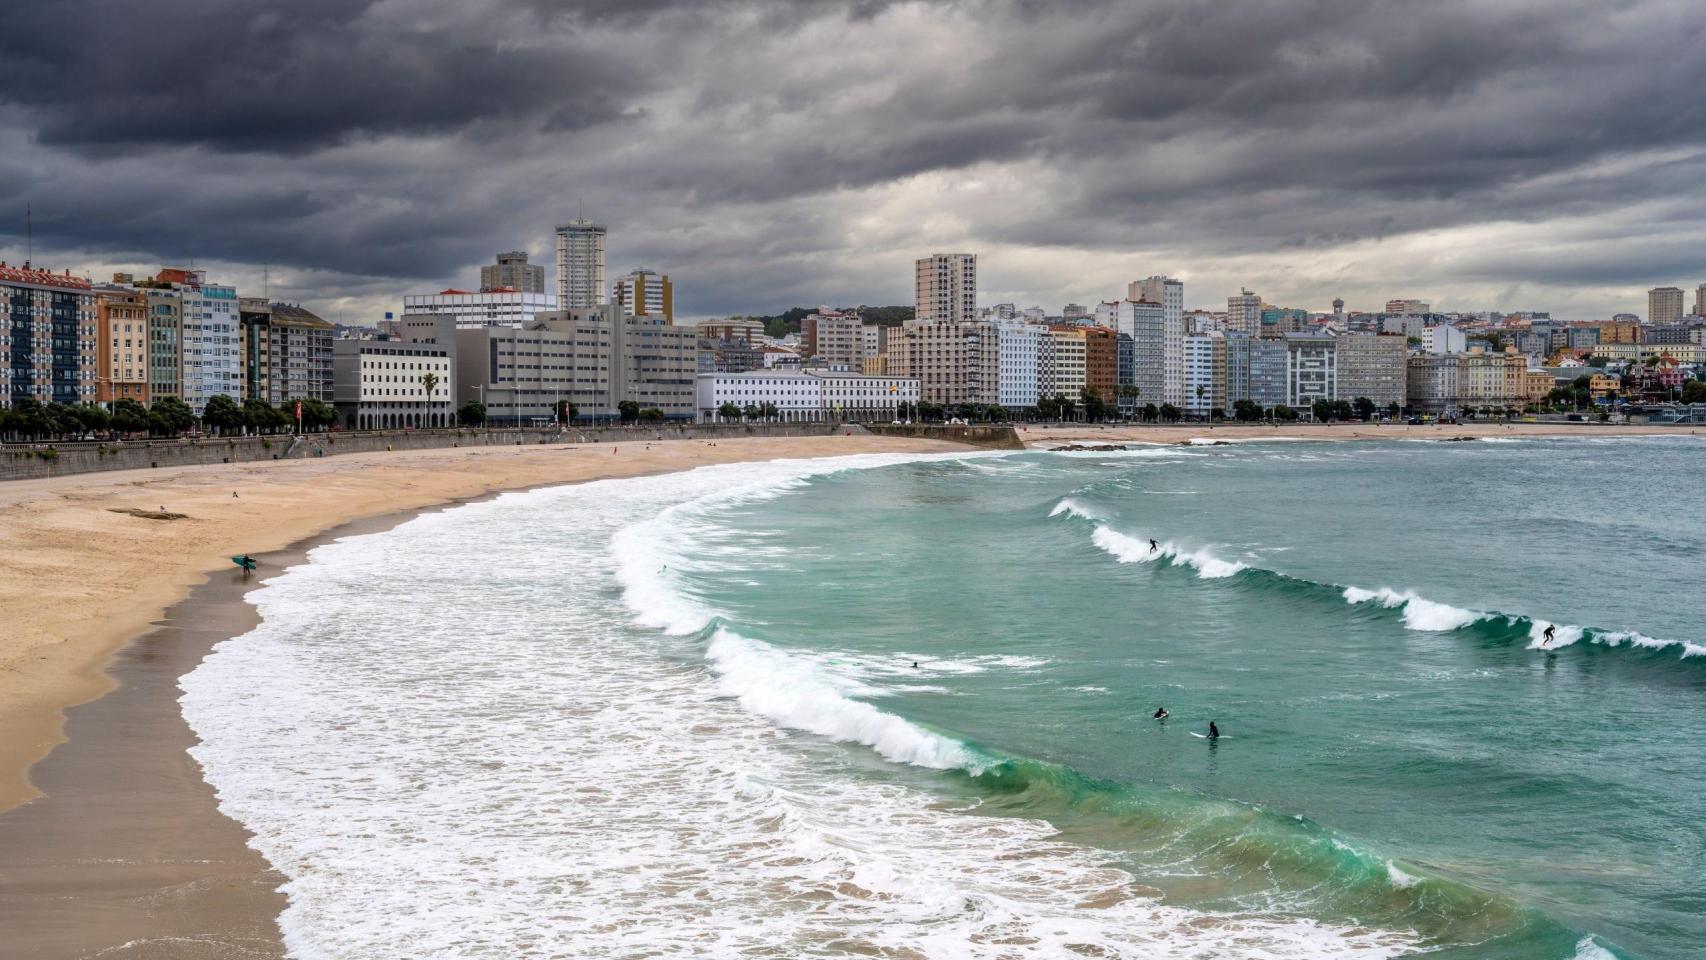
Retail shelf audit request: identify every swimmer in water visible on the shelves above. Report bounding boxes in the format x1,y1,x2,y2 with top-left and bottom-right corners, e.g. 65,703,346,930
1153,706,1168,720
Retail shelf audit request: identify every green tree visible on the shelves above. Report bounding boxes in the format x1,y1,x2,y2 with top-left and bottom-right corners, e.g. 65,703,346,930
1141,402,1159,422
203,394,245,434
618,400,641,423
638,407,665,423
1079,388,1108,423
1056,393,1077,421
1386,401,1401,419
1233,399,1261,422
1681,380,1706,404
47,402,81,437
1353,396,1376,421
150,396,196,436
73,403,111,434
717,401,742,421
1158,402,1181,422
1273,404,1299,422
1037,394,1061,421
457,400,487,426
420,372,440,403
917,400,944,421
759,401,779,421
985,404,1009,422
1311,398,1333,422
1333,399,1355,422
110,398,149,435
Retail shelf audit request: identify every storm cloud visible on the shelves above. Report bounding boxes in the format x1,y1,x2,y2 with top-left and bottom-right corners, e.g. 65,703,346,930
1,0,1703,320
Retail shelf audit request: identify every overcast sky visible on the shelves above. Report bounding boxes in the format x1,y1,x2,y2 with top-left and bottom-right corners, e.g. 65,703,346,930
2,0,1703,322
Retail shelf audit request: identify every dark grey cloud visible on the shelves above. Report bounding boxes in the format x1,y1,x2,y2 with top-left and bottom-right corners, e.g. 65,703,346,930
0,0,1703,320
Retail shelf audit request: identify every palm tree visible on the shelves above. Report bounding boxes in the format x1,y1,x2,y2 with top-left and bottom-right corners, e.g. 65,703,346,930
420,372,440,427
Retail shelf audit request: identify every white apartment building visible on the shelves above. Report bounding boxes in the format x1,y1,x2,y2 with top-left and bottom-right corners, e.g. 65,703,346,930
180,277,241,415
555,219,607,309
915,253,978,323
332,337,456,429
814,370,920,420
1422,324,1467,353
804,308,862,366
1648,287,1685,325
694,370,919,422
861,323,887,359
1286,335,1337,410
886,319,998,406
1385,299,1432,315
1227,289,1262,338
994,320,1042,409
403,288,559,329
1093,300,1120,328
1039,326,1086,400
1183,332,1227,416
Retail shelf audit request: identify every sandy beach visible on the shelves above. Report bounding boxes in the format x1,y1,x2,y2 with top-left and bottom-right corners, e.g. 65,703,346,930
0,433,963,958
0,422,1693,958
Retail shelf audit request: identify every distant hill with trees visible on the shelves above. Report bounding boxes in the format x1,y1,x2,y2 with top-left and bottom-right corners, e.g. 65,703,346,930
738,305,914,339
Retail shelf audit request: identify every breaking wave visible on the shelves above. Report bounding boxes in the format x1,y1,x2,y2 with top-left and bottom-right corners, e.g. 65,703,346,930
1056,499,1704,663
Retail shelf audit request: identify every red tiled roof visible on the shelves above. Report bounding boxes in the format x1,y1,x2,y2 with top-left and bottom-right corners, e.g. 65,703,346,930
0,263,92,291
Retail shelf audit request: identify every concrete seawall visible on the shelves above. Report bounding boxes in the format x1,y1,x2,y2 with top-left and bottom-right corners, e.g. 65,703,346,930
865,423,1024,449
0,422,890,483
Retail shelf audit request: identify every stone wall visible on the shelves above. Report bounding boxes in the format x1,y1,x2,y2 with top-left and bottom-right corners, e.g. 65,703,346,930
864,423,1024,449
0,422,892,482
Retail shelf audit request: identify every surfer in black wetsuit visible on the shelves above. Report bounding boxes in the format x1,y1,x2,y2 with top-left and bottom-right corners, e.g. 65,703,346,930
1542,624,1556,646
1153,706,1168,720
1208,721,1220,739
911,661,919,669
1149,538,1159,553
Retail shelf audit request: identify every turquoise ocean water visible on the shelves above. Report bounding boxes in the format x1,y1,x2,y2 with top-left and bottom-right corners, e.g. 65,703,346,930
182,437,1704,958
664,437,1705,959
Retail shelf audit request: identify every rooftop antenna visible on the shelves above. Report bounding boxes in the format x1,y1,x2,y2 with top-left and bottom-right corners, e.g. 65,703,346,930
264,264,270,301
25,203,32,268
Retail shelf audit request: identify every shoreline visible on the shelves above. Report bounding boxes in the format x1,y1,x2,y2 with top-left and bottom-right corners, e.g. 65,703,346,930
0,434,954,815
0,435,958,958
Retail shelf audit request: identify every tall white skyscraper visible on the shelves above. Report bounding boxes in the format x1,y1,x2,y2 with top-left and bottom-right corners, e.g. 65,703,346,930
556,219,607,310
1130,276,1184,404
914,253,977,323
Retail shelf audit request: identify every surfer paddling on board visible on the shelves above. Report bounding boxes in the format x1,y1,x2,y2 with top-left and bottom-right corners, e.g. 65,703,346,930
1542,624,1556,646
1153,706,1168,720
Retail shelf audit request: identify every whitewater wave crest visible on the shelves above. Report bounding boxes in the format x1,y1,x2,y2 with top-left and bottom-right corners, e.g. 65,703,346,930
1054,499,1701,663
1089,525,1247,578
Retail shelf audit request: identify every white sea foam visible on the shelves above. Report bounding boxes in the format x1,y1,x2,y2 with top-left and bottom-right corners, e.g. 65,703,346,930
1386,862,1420,888
1571,936,1621,960
1050,497,1103,520
1343,586,1483,631
182,452,1419,959
1091,527,1248,578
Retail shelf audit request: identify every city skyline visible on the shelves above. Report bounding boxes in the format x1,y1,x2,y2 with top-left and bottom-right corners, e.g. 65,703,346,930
3,1,1705,324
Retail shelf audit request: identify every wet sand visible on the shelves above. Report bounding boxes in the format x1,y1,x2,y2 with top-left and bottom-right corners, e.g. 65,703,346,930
0,434,954,959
